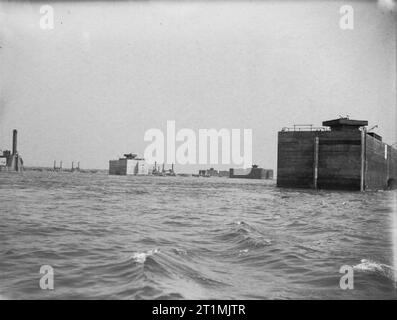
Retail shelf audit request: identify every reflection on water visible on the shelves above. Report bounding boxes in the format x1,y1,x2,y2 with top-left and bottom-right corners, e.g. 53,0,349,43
0,171,396,299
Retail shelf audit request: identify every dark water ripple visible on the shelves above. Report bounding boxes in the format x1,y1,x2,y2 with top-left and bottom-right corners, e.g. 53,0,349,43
0,171,396,299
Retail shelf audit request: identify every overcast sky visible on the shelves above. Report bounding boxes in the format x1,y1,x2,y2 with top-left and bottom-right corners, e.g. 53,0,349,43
0,0,396,172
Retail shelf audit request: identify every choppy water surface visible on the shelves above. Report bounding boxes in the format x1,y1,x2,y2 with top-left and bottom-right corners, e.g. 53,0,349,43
0,171,396,299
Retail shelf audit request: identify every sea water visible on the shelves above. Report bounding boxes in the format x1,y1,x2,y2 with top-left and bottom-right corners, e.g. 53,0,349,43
0,171,396,299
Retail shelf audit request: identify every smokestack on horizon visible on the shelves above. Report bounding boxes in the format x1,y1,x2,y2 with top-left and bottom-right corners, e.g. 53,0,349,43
12,129,17,155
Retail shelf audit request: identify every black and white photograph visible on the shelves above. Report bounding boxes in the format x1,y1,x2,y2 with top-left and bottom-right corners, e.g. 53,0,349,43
0,0,397,304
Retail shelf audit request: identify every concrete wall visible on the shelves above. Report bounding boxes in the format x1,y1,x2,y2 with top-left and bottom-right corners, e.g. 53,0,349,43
365,135,397,190
230,167,273,179
218,170,229,177
109,159,149,175
109,159,128,175
0,152,23,172
129,159,149,175
277,130,361,190
265,169,274,179
277,131,316,188
317,131,361,190
230,168,251,176
250,168,266,179
277,129,397,190
389,148,397,188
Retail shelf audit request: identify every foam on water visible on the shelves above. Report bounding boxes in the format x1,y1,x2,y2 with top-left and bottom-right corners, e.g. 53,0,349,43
353,259,396,281
131,249,159,264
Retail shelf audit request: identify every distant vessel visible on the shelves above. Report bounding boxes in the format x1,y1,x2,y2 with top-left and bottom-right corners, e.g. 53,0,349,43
151,162,176,176
109,153,149,175
229,165,273,179
277,117,397,191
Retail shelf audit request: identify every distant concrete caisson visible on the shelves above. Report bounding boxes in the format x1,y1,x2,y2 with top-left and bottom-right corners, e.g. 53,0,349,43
109,153,149,175
230,165,273,179
0,129,23,172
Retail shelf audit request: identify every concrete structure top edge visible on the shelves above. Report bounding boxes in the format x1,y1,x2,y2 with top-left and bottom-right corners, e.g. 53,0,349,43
322,118,368,128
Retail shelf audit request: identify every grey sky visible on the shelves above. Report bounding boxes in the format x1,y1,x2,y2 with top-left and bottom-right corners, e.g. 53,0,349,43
0,1,396,172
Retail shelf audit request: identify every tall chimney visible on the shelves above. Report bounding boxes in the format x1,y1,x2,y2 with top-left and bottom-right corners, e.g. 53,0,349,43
12,129,17,155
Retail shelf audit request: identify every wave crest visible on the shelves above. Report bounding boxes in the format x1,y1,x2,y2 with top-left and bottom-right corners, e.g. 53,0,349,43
131,248,159,264
353,259,396,281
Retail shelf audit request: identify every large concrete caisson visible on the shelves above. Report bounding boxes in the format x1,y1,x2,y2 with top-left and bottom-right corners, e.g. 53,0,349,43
277,118,397,191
